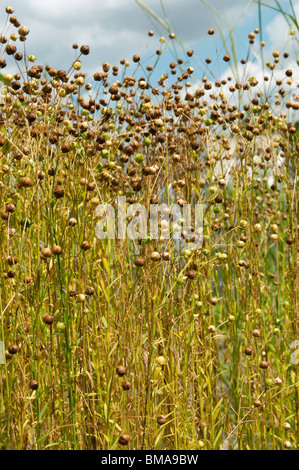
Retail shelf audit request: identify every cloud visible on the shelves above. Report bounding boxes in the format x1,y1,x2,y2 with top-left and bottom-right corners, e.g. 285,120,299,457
3,0,253,73
265,1,299,49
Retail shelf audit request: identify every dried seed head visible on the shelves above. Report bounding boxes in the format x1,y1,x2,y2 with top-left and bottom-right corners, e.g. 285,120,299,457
43,314,54,325
116,365,127,377
151,251,161,261
19,176,32,188
187,49,194,57
210,297,218,306
68,218,78,227
85,286,95,296
284,441,291,449
135,257,145,267
5,6,14,14
6,203,16,213
80,45,89,55
29,380,38,390
102,62,110,72
245,347,253,356
52,245,62,255
8,344,19,354
157,415,168,425
41,247,52,258
223,54,230,62
122,381,131,391
5,350,12,359
53,187,64,199
186,270,196,280
259,361,269,369
208,28,215,35
81,241,91,251
252,329,261,337
118,433,130,446
18,25,29,36
283,422,291,431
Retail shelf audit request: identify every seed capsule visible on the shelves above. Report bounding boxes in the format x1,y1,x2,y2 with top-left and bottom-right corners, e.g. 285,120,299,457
42,314,54,325
151,251,161,261
118,433,130,446
116,365,127,377
135,257,145,267
81,241,91,251
53,187,64,199
259,361,269,369
157,415,168,425
52,245,62,255
29,380,38,390
41,247,52,258
8,344,19,354
122,381,131,391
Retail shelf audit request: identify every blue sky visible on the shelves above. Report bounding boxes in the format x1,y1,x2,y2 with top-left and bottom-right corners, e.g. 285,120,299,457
1,0,298,85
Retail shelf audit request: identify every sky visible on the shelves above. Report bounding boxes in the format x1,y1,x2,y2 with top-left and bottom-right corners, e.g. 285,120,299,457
1,0,298,84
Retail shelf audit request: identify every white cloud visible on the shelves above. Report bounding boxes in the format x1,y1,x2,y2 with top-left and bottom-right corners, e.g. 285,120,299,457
3,0,252,72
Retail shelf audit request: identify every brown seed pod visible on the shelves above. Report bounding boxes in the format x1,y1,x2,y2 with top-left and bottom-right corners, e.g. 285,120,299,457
135,257,145,267
116,365,127,377
52,245,62,255
6,256,18,266
85,287,95,296
259,361,269,370
8,344,19,354
223,54,231,62
42,314,54,325
151,251,161,261
118,433,130,446
69,289,78,297
81,241,91,251
210,297,218,306
6,203,16,213
133,54,140,63
186,270,196,280
41,247,52,258
122,381,131,391
29,380,39,390
68,218,78,227
157,415,168,425
80,45,90,55
187,49,194,57
18,25,29,36
245,347,253,356
5,350,12,360
19,176,32,188
53,187,64,199
208,28,215,35
252,329,261,337
6,6,14,14
5,44,16,55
